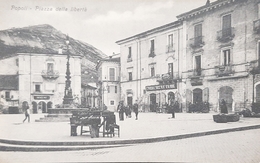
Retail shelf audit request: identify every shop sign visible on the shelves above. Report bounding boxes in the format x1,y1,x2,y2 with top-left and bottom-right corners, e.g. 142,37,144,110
146,83,176,91
34,96,50,100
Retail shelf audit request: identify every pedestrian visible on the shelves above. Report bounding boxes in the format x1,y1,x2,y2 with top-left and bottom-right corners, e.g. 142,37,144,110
117,102,124,121
170,101,175,118
23,105,30,123
220,99,228,114
128,104,132,118
124,104,129,118
133,100,139,120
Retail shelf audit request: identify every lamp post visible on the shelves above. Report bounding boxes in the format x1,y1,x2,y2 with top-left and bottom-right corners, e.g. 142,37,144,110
63,35,73,105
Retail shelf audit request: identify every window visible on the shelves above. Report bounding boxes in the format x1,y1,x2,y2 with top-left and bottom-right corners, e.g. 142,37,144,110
167,34,174,52
168,63,173,77
151,67,155,77
258,3,260,18
168,34,173,46
110,100,115,105
47,63,54,73
128,72,132,81
223,49,231,66
194,55,201,76
222,14,231,36
115,86,117,93
149,39,155,57
35,84,41,92
109,68,115,81
5,92,10,99
194,24,202,45
258,42,260,66
128,47,132,59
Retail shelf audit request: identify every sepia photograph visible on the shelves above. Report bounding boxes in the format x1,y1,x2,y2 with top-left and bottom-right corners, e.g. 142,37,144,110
0,0,260,162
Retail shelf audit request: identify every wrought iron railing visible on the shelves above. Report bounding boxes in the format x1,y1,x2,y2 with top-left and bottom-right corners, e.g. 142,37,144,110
217,27,235,42
189,36,204,48
215,65,234,77
41,70,59,79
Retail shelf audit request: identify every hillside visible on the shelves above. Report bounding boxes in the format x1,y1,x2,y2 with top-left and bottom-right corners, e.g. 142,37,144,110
0,24,107,83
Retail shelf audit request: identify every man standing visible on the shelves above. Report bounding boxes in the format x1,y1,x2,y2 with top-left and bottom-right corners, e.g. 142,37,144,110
23,105,30,123
133,100,139,120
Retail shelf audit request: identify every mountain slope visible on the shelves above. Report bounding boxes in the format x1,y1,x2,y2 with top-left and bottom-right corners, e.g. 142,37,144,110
0,24,106,83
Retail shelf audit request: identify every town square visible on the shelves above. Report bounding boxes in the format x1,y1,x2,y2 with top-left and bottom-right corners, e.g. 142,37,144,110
0,0,260,162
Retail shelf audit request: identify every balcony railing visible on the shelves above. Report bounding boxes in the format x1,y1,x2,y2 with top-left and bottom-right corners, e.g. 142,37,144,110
215,65,234,77
189,36,204,49
253,19,260,33
41,70,59,79
217,27,235,42
166,44,175,53
188,69,202,78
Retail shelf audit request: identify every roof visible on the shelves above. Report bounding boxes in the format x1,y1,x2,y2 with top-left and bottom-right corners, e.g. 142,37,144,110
176,0,244,21
81,83,97,89
0,75,19,90
96,57,120,70
116,20,182,45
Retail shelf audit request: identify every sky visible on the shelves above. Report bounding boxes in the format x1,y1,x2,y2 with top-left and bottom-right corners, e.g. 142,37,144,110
0,0,211,56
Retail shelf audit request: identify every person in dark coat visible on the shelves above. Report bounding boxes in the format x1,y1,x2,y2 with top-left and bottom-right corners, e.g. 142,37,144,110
133,100,139,120
170,101,175,118
220,99,228,114
117,102,124,121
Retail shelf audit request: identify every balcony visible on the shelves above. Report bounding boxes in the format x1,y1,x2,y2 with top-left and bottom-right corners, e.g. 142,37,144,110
188,69,202,78
253,19,260,34
166,44,175,53
215,65,234,77
188,69,203,86
217,27,235,42
41,70,59,79
189,36,204,49
156,72,180,84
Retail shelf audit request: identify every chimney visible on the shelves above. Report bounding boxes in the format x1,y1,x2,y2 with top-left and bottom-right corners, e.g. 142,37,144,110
58,48,63,54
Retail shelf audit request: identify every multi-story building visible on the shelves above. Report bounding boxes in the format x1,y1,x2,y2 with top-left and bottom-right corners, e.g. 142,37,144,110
96,55,120,112
0,52,81,113
177,0,259,112
81,82,98,108
117,0,260,113
116,21,184,112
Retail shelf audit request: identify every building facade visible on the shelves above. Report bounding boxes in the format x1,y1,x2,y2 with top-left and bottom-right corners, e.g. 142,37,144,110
81,83,98,108
116,21,184,112
177,0,260,112
0,53,81,113
96,56,120,112
117,0,260,113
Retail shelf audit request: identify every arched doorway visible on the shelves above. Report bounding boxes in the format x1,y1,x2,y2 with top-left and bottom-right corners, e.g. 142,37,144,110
32,101,37,114
168,92,175,105
193,88,203,104
38,101,47,113
127,94,133,107
219,86,233,113
150,93,156,112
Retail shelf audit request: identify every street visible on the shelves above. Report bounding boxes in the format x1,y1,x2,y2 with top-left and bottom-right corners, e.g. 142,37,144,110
0,128,259,163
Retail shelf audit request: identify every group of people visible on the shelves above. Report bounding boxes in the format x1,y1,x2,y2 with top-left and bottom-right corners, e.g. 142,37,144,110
117,100,139,121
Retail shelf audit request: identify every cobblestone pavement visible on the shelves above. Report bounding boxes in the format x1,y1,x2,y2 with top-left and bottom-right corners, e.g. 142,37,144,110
0,129,260,163
0,112,259,142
